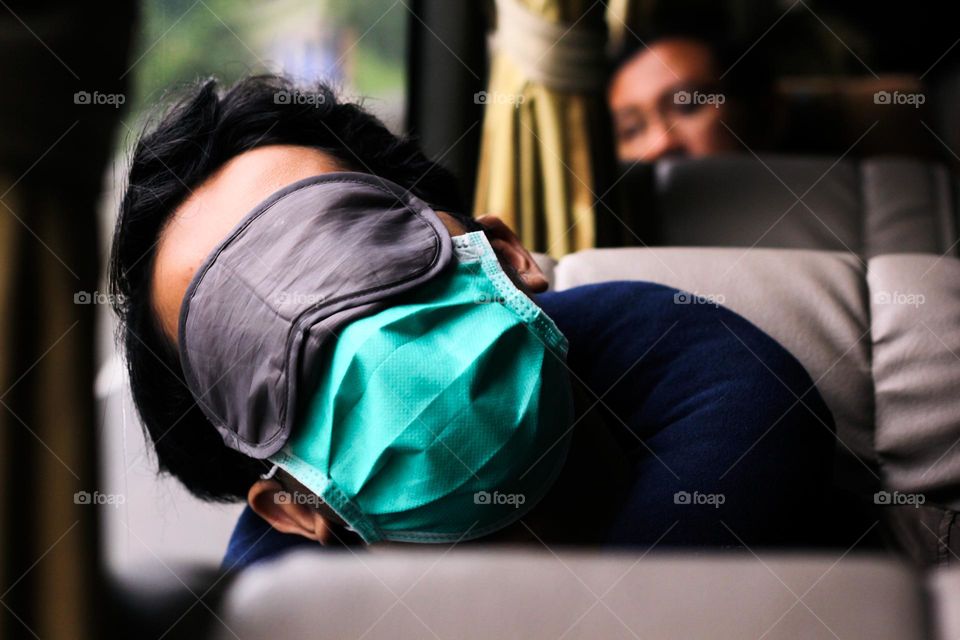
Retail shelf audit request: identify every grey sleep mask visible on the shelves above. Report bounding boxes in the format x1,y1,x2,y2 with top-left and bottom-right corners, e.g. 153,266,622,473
177,172,454,458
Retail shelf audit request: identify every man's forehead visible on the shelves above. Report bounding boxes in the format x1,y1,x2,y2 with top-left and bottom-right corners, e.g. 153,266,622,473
151,145,344,343
165,145,344,243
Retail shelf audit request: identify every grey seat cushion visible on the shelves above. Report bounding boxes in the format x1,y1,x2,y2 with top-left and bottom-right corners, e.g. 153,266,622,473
869,254,960,509
216,549,927,640
931,565,960,639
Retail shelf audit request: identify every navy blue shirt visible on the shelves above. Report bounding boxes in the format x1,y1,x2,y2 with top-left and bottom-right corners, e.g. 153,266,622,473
223,281,835,570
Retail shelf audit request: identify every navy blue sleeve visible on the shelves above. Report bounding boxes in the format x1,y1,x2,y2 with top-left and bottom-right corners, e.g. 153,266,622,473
536,281,836,547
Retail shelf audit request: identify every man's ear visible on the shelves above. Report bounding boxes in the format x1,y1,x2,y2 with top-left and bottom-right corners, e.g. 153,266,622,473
247,479,330,543
475,215,549,293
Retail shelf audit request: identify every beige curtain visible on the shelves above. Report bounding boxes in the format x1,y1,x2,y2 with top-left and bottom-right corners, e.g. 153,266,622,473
474,0,618,257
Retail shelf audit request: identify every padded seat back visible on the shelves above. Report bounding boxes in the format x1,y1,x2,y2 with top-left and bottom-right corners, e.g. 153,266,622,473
534,247,960,513
622,155,958,258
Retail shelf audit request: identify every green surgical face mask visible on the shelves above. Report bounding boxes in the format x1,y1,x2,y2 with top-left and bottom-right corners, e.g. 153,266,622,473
269,231,575,543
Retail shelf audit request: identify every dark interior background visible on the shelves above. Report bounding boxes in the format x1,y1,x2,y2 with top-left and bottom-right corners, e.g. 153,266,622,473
407,0,960,200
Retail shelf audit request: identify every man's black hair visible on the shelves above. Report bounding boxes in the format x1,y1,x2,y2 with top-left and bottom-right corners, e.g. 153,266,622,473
110,74,470,501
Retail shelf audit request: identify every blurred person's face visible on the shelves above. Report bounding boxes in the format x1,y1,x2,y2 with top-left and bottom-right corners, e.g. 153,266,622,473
608,38,739,162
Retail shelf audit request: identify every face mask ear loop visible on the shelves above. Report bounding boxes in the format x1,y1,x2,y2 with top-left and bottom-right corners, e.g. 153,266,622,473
260,464,280,481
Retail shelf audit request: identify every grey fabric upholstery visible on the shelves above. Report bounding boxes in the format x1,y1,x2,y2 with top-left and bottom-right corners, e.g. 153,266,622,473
869,254,960,509
931,566,960,640
643,155,958,258
882,503,960,566
216,550,927,640
862,160,958,257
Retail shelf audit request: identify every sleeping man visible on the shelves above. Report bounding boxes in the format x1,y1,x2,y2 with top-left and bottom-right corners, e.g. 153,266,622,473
110,75,836,570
